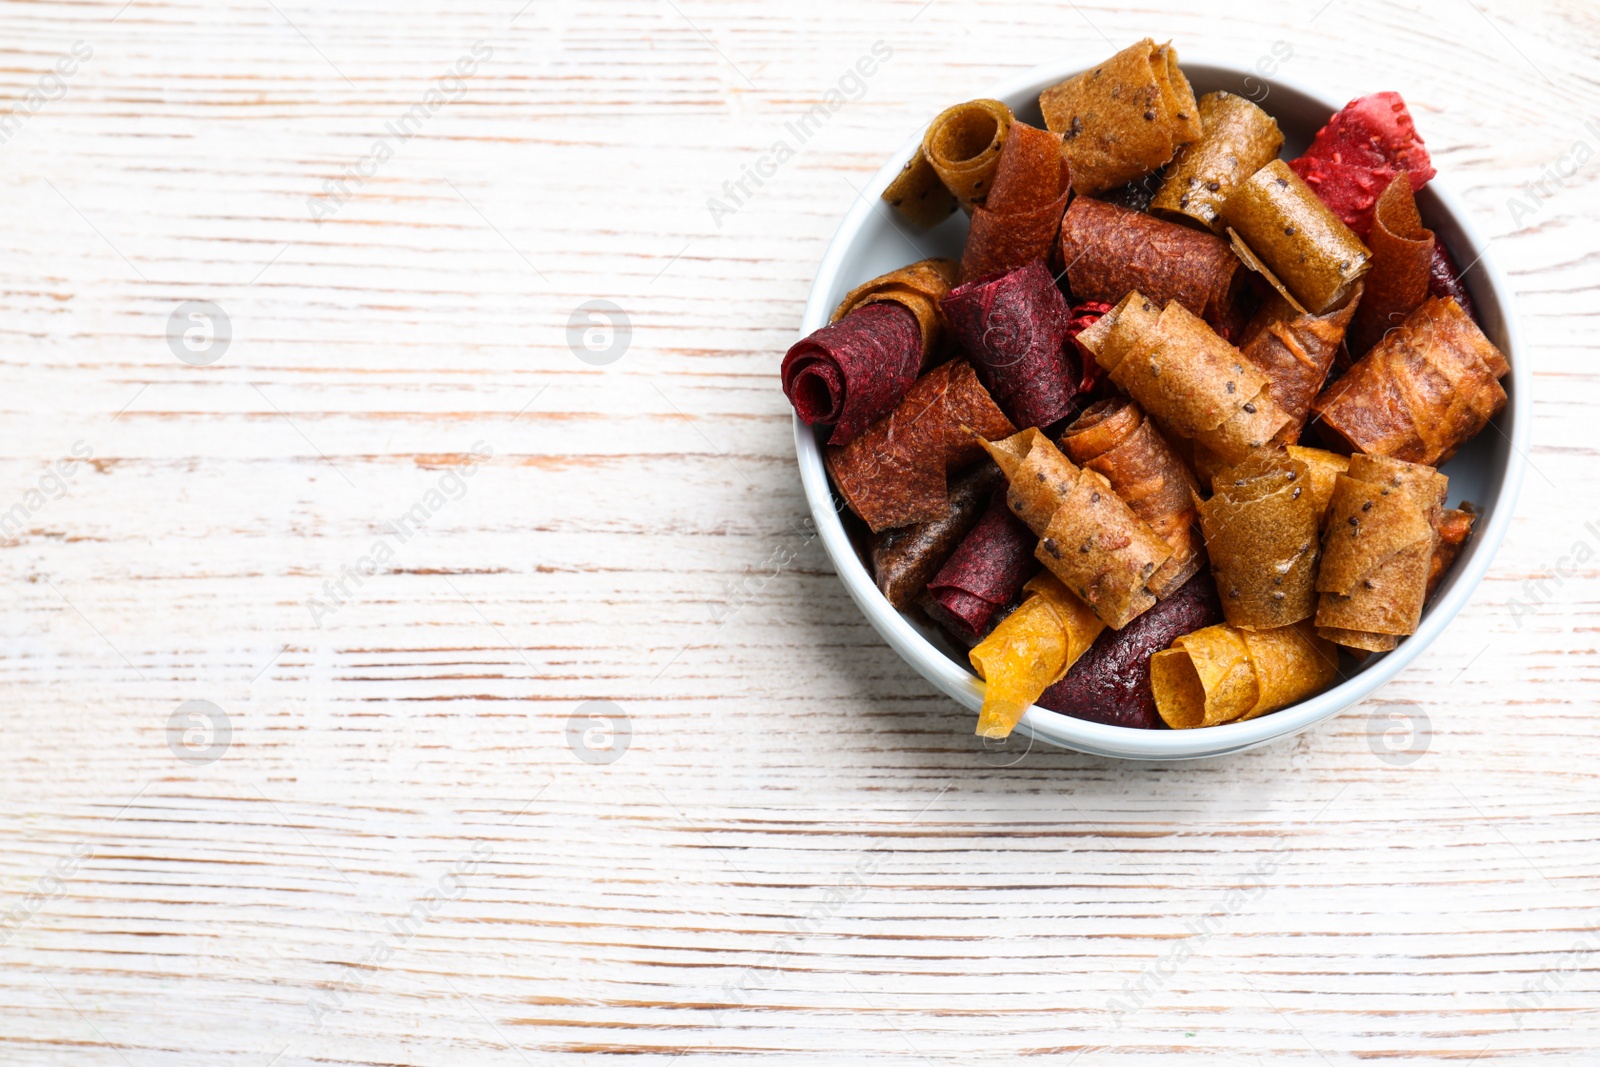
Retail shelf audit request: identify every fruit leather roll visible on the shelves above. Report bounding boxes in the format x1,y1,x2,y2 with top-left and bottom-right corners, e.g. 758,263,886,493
960,123,1071,281
979,428,1172,630
782,302,922,446
922,98,1014,206
969,572,1105,738
1198,448,1321,630
870,465,1001,610
1429,243,1477,321
1057,196,1242,320
1039,38,1201,195
1289,91,1434,239
1348,175,1435,357
1076,291,1291,465
882,151,959,229
1151,620,1338,729
826,359,1015,533
1219,159,1370,315
1151,90,1284,233
1315,454,1447,652
1038,570,1222,730
831,258,960,363
1235,284,1359,442
1285,445,1349,526
1059,397,1204,598
942,259,1079,429
923,487,1039,643
1309,296,1509,465
1427,506,1475,600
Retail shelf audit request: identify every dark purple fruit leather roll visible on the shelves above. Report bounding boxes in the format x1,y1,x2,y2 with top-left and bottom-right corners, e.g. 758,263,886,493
923,487,1040,643
780,301,922,446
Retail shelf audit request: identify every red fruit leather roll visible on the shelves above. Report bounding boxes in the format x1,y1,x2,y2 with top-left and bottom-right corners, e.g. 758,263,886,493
961,123,1071,281
924,487,1040,643
1289,91,1434,238
1067,300,1112,394
825,359,1016,533
1057,196,1241,321
781,302,923,446
1036,569,1222,730
1349,175,1435,358
942,259,1079,430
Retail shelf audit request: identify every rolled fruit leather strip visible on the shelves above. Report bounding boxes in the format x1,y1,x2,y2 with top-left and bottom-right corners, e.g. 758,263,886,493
1057,196,1242,321
1039,38,1201,195
1198,448,1321,631
1076,291,1291,465
1219,159,1371,315
1235,282,1360,444
1285,445,1349,526
831,257,960,364
922,98,1015,208
1315,454,1446,652
1151,90,1284,233
1428,242,1477,321
1037,569,1222,730
825,358,1015,533
978,427,1172,630
1289,91,1434,238
1427,506,1475,600
969,572,1105,739
781,302,923,446
1348,175,1435,357
941,259,1079,430
1151,619,1338,729
960,123,1071,281
1310,296,1509,465
1059,397,1204,598
870,465,1001,610
882,150,960,229
923,486,1040,644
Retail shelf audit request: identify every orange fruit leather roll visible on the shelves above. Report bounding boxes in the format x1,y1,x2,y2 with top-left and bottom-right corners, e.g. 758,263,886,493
969,572,1105,739
1347,175,1435,358
1236,284,1360,444
1151,620,1338,729
1056,196,1242,321
1039,38,1201,195
1198,448,1321,631
1284,445,1349,526
1075,291,1290,466
978,428,1172,630
1151,90,1283,233
1059,397,1204,598
1314,454,1447,652
825,360,1015,534
1309,296,1509,465
830,258,960,365
959,123,1070,281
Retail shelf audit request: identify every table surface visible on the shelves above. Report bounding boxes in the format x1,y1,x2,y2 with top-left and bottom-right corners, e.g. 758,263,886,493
2,0,1597,1062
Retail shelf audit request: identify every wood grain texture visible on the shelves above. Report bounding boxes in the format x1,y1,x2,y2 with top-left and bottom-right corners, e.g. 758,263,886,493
0,0,1597,1062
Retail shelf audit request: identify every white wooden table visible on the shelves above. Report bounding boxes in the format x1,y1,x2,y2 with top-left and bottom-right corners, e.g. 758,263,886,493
2,0,1596,1061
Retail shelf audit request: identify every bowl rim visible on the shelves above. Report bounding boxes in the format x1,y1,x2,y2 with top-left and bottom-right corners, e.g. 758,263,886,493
793,55,1528,760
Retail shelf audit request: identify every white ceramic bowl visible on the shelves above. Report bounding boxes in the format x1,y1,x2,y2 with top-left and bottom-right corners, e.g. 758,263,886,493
795,57,1527,760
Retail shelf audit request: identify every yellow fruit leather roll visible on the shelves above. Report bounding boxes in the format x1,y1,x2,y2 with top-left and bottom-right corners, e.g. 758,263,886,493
1152,90,1284,233
832,258,960,364
1315,454,1447,652
1199,448,1321,630
979,428,1173,630
922,98,1014,207
1151,620,1338,729
1039,38,1200,195
1076,292,1291,465
1285,445,1349,526
1220,159,1370,314
882,151,959,229
969,573,1105,739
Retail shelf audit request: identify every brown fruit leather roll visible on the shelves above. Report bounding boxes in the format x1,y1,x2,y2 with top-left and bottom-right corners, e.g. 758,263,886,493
1236,284,1360,443
1151,91,1284,233
1057,196,1242,321
1427,506,1475,600
923,486,1040,643
882,150,959,229
870,465,1001,610
922,98,1014,206
1077,291,1291,465
831,258,960,364
979,428,1172,630
1285,445,1349,526
961,123,1071,281
1219,159,1371,314
941,259,1079,430
826,359,1015,533
1348,175,1435,357
1315,454,1447,651
1039,38,1201,195
1059,398,1204,598
1199,448,1321,631
1309,296,1510,465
